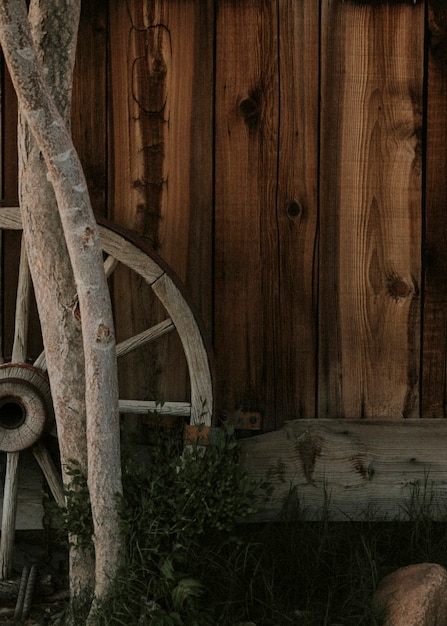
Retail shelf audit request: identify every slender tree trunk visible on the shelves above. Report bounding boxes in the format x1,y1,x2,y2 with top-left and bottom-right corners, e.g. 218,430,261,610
18,0,95,598
0,0,123,613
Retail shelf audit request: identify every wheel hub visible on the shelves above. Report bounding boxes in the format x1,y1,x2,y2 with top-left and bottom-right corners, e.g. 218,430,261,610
0,364,53,452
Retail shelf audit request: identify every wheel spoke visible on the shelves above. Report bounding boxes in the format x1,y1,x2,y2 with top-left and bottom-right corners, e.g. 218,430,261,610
116,318,174,358
0,451,20,579
104,254,119,279
118,399,191,417
0,206,22,230
12,238,31,364
0,212,214,544
33,351,46,371
32,442,65,508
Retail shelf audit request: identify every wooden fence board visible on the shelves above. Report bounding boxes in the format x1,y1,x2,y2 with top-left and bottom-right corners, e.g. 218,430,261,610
422,2,447,418
274,1,319,422
215,0,280,428
71,0,108,219
108,0,214,413
5,0,447,526
319,1,424,418
2,68,19,362
240,419,447,522
109,0,213,302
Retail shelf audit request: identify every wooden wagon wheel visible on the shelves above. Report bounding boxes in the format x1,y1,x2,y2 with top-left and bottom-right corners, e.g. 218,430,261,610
0,206,214,578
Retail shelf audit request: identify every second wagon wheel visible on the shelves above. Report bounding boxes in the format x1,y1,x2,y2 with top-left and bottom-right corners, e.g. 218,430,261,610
0,206,214,579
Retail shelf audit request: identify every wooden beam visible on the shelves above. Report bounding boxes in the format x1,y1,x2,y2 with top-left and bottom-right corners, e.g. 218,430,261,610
240,419,447,521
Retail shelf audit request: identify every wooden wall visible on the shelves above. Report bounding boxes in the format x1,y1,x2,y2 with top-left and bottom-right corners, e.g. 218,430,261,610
3,0,447,433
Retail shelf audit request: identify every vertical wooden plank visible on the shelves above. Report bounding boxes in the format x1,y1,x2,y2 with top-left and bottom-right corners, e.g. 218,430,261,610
72,0,108,219
422,2,447,418
108,0,214,413
319,1,424,418
214,0,279,428
0,61,3,363
2,67,19,361
275,0,319,421
2,67,17,204
109,0,213,309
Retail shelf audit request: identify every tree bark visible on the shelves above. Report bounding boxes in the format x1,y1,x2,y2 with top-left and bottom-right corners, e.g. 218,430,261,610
18,0,94,598
0,0,123,609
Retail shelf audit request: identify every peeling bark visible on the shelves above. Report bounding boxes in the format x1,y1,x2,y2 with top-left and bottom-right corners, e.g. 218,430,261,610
18,0,94,598
0,0,123,612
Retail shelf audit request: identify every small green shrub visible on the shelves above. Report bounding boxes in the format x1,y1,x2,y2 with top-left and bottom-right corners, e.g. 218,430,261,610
53,428,447,625
90,420,268,625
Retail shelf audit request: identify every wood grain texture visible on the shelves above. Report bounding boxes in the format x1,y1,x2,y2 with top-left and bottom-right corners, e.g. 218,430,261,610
0,451,19,578
152,272,213,424
0,451,44,531
108,0,213,314
215,0,279,428
2,66,17,203
71,0,108,218
275,1,319,421
422,2,447,417
240,419,447,521
108,0,214,417
32,442,64,508
319,1,424,418
11,239,30,364
2,67,19,363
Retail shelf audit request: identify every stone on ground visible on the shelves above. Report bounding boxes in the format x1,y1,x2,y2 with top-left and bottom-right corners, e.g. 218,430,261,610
375,563,447,626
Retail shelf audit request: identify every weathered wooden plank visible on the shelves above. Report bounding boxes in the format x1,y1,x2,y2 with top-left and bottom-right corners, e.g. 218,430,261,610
11,240,30,364
0,452,19,578
422,2,447,417
215,0,279,428
275,1,319,422
118,399,190,416
2,66,19,363
71,0,108,218
108,0,214,418
108,0,213,310
318,1,424,418
0,452,43,531
240,419,447,522
2,64,17,203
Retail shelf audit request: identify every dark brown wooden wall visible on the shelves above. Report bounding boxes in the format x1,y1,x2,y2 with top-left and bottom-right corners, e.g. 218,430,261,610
3,0,447,432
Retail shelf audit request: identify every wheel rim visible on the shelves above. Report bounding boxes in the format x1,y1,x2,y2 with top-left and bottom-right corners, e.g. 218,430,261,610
0,206,214,578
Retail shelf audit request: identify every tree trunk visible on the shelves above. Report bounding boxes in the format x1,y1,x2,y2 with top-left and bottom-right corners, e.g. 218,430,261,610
18,0,94,599
0,0,123,612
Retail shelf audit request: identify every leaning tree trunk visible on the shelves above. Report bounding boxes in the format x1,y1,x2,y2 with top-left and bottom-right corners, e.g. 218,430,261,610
18,0,94,599
0,0,123,614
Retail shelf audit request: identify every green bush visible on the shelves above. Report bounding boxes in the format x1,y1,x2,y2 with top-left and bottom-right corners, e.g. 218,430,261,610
89,421,268,625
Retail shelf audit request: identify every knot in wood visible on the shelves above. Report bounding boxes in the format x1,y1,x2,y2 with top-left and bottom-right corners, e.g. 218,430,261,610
238,97,259,118
238,93,261,130
286,200,303,220
388,277,411,299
